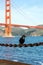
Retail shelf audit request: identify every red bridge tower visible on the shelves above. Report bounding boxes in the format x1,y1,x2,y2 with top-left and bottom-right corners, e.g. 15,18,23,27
5,0,12,37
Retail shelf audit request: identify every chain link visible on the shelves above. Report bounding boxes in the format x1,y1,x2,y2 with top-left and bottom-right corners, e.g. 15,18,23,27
0,42,43,47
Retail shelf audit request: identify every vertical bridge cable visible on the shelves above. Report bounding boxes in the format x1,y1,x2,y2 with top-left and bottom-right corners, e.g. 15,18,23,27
11,1,30,22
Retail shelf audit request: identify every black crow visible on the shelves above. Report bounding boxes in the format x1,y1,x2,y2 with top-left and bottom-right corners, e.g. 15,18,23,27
19,35,26,44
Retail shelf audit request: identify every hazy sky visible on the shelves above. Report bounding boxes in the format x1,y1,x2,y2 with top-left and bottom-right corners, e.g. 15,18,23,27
0,0,43,26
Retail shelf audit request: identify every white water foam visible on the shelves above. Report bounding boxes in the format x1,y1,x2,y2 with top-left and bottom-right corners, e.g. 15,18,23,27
34,61,43,65
12,60,18,62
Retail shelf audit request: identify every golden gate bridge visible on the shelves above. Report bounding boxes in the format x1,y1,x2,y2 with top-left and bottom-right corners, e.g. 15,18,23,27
0,0,43,37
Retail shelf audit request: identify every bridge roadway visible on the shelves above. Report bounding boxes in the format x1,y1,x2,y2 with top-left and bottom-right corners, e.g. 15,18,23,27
0,23,43,29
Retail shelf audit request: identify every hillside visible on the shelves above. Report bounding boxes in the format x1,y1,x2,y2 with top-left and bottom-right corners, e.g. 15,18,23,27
0,25,43,36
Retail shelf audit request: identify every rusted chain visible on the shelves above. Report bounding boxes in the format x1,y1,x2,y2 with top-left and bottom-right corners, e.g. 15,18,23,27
0,42,43,47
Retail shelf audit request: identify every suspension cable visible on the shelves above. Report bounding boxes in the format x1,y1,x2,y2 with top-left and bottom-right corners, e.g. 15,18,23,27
12,1,30,21
12,1,26,16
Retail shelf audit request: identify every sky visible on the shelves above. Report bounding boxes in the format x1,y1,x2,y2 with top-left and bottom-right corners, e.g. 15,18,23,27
0,0,43,26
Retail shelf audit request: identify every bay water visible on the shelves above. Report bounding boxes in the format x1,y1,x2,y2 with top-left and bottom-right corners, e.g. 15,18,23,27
0,36,43,65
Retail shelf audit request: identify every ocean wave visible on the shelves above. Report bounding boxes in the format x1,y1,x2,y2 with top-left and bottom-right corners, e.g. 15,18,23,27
34,61,43,65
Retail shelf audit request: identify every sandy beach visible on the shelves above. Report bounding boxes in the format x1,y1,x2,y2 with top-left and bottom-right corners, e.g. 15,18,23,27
0,60,31,65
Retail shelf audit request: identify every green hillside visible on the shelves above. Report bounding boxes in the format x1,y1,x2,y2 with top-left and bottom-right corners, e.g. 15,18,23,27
0,25,43,36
